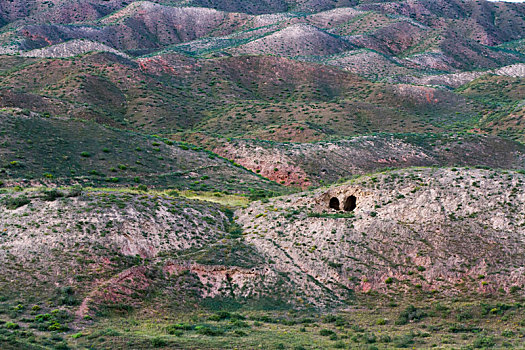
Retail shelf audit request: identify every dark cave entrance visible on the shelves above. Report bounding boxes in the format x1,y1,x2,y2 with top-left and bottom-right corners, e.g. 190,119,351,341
344,195,357,212
329,197,340,210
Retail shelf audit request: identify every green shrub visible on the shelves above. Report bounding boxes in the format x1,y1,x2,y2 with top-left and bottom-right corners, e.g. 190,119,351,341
308,212,354,219
448,323,481,333
53,343,70,350
393,333,415,348
456,309,473,321
480,303,514,316
333,341,346,348
41,189,64,201
151,337,167,347
167,329,183,336
473,335,495,348
167,323,193,332
5,322,19,329
195,325,224,336
48,321,68,332
248,189,275,201
56,286,79,306
396,305,426,325
376,318,387,325
322,315,336,323
209,311,245,321
380,335,392,343
320,329,335,336
35,313,52,322
66,185,83,197
365,333,377,343
4,196,30,209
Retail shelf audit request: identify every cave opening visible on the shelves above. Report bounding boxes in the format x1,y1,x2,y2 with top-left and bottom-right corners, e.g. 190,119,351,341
344,195,357,212
329,197,340,210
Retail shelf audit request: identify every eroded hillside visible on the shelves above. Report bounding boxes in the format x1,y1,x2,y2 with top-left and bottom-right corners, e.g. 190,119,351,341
238,167,525,302
0,189,285,315
3,167,525,311
1,0,525,150
210,134,525,187
2,167,525,349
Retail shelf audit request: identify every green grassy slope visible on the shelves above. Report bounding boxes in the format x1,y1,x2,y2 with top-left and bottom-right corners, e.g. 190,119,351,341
0,111,283,193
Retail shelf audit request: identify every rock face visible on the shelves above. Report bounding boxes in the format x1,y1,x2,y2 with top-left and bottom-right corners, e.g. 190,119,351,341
237,167,525,307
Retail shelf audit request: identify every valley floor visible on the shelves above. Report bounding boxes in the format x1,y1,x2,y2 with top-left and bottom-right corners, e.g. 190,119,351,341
2,296,525,349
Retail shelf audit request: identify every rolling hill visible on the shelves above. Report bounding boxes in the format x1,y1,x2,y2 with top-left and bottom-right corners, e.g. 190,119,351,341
0,110,283,193
2,1,525,349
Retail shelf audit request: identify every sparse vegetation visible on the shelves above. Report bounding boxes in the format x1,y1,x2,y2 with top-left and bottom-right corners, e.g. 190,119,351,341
0,1,524,349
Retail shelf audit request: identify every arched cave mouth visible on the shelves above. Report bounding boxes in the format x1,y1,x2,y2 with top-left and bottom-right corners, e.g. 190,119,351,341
329,197,340,210
344,195,357,212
